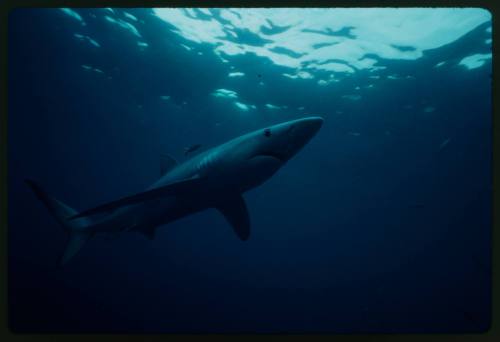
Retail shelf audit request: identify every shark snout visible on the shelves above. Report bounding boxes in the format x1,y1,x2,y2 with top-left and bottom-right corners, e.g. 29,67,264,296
292,116,324,141
300,116,324,135
268,116,323,162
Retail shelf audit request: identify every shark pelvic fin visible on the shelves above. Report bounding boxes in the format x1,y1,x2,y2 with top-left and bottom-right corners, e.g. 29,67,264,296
216,195,250,241
160,154,178,176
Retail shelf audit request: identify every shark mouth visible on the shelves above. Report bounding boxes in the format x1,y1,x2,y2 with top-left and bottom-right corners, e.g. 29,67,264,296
256,151,287,162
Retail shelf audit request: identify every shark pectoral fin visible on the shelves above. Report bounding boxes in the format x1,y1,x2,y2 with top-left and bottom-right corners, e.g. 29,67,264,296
160,154,178,176
216,195,250,241
69,175,204,220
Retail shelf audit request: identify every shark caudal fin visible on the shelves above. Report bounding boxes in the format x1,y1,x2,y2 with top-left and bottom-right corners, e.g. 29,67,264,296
25,179,93,266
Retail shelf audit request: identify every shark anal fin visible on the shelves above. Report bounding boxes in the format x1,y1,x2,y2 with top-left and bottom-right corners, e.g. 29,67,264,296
69,175,204,221
160,154,178,176
216,195,250,241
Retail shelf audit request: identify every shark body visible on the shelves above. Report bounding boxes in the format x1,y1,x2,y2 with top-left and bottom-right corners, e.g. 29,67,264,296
26,117,323,265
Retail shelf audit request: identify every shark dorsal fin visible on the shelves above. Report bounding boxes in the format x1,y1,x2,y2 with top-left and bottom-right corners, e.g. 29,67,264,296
160,154,178,176
216,195,250,241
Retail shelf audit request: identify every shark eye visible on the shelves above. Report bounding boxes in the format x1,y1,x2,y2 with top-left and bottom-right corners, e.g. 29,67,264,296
264,128,271,137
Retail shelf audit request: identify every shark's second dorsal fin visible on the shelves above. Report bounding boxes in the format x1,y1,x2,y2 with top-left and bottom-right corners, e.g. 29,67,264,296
160,154,178,176
216,195,250,241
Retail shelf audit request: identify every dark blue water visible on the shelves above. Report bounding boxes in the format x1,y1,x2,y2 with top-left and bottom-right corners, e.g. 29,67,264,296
8,8,492,333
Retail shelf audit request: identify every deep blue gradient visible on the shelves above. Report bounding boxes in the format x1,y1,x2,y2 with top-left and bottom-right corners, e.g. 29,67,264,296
8,9,492,333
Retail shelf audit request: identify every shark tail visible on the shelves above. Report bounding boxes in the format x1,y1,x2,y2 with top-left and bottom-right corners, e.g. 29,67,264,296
25,179,93,266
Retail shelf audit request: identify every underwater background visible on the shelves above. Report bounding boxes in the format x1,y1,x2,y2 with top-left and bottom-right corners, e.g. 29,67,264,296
8,8,492,333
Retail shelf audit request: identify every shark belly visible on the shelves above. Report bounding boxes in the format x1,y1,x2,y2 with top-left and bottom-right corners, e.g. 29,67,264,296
88,197,172,232
132,196,208,231
91,195,210,235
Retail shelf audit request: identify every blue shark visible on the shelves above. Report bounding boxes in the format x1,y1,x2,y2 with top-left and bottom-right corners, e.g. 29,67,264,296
26,117,323,265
